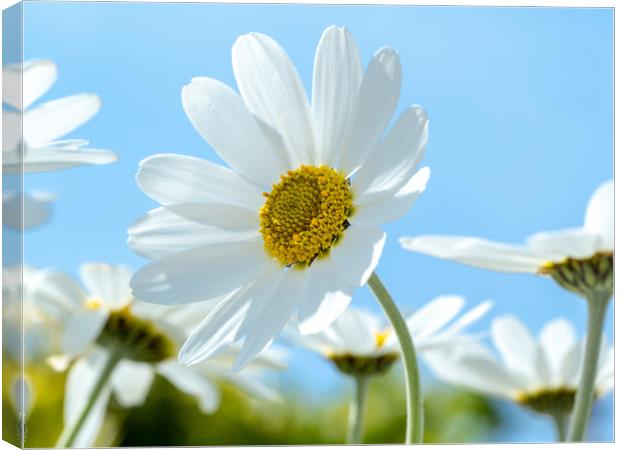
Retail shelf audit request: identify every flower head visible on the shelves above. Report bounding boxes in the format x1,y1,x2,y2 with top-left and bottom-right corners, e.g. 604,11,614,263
128,26,430,369
424,315,614,417
400,181,613,298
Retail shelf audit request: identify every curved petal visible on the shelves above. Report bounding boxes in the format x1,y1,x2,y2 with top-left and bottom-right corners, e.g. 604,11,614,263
61,310,108,357
128,207,259,260
337,46,402,176
353,106,428,203
182,77,290,188
111,360,155,408
399,235,545,274
3,190,56,230
23,94,100,146
27,270,86,322
330,225,386,287
527,228,603,260
491,315,538,383
204,366,280,402
130,239,275,305
324,307,381,355
583,180,613,250
538,318,577,385
296,258,354,335
158,361,221,413
136,153,264,210
351,166,430,228
80,263,132,309
311,26,363,166
11,146,118,174
232,32,314,166
406,295,465,342
3,59,57,110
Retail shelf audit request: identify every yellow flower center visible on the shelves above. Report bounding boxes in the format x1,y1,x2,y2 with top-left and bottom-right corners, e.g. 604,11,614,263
260,165,353,268
516,388,576,415
86,298,103,310
538,251,613,298
375,329,390,349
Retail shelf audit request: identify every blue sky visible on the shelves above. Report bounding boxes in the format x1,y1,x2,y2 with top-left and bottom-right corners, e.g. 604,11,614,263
11,2,614,442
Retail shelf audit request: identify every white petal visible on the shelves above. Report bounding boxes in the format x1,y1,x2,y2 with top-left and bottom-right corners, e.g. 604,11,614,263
27,270,86,322
2,111,20,151
233,32,314,167
23,94,100,146
560,339,583,386
3,190,56,230
128,207,259,260
538,318,577,385
164,202,259,231
233,270,302,370
583,180,613,250
136,153,264,210
158,361,221,413
324,307,381,354
111,360,155,408
3,59,58,110
406,295,465,342
353,106,428,203
182,77,290,188
130,239,274,305
311,26,363,166
439,300,494,337
399,235,546,273
64,351,113,448
205,366,280,402
351,167,430,228
296,258,354,335
61,310,108,357
330,225,386,287
491,315,538,383
80,263,132,309
10,146,118,174
527,228,603,260
338,46,402,176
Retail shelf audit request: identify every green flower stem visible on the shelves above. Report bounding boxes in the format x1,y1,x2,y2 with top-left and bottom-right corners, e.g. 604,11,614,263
551,411,568,442
368,271,423,444
567,291,611,442
55,348,123,448
347,375,370,444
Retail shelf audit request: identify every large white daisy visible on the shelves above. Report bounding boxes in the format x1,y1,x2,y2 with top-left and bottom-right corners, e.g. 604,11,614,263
129,25,430,370
400,181,613,298
2,59,117,173
28,263,287,447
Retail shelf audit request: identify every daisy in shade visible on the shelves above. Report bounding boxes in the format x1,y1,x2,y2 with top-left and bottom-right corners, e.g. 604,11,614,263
28,263,287,448
129,25,429,371
424,315,614,441
2,59,117,173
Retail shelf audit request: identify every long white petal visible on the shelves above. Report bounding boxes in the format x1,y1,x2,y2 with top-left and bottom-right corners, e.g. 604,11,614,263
80,263,132,309
526,228,603,260
538,318,577,385
164,202,259,231
3,190,56,230
324,307,381,355
3,59,58,110
406,295,465,342
233,32,314,167
330,225,386,287
27,270,86,322
6,146,118,174
61,310,108,357
158,361,221,413
111,360,155,408
182,77,290,188
312,26,363,166
583,180,613,251
491,315,538,383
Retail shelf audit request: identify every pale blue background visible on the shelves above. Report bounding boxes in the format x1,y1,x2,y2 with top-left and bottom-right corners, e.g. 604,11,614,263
16,2,614,442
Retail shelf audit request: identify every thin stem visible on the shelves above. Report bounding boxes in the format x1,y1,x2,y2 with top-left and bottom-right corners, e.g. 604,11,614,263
567,292,611,442
551,411,568,442
367,272,423,444
347,375,370,444
55,349,123,448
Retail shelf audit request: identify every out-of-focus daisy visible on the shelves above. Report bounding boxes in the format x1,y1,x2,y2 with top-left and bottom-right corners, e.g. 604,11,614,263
400,181,613,299
3,190,56,229
2,59,117,173
28,263,286,448
129,25,429,370
424,315,614,440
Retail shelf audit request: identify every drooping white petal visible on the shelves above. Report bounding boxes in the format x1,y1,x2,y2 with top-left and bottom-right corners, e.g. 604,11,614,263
353,106,428,203
27,270,86,322
111,360,155,408
64,351,113,448
583,180,613,251
351,167,430,228
233,270,301,370
130,239,274,305
4,146,118,174
182,77,290,188
491,316,538,384
330,225,386,287
80,263,132,309
128,207,259,260
23,94,100,147
61,310,108,357
3,59,58,110
526,228,603,260
136,153,264,210
158,360,221,413
296,257,354,335
399,235,546,273
406,295,465,342
337,46,402,176
232,32,314,166
538,318,577,385
311,26,363,166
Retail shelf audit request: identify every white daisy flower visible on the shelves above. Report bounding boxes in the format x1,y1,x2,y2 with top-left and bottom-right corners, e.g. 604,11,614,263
424,315,613,433
28,263,287,448
2,59,117,173
129,25,430,370
400,181,613,299
288,297,492,377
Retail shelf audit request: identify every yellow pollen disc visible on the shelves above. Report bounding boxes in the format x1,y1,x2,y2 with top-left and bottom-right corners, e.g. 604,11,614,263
86,298,103,310
375,329,390,349
260,165,353,267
